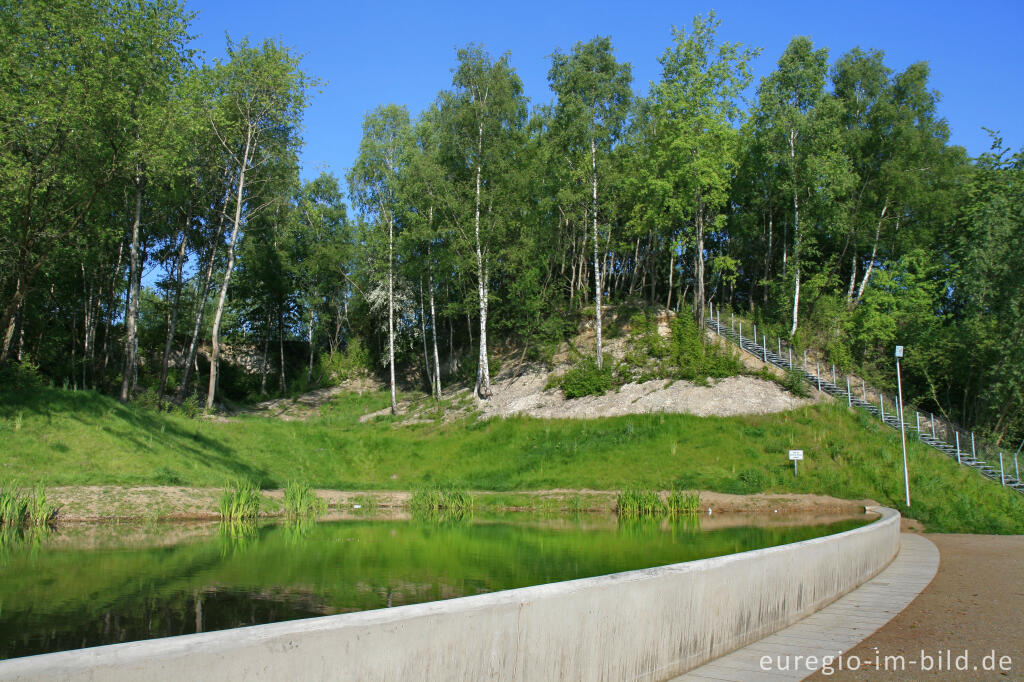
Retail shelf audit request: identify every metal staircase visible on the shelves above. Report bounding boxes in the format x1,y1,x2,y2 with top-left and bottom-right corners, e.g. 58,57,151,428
704,311,1024,497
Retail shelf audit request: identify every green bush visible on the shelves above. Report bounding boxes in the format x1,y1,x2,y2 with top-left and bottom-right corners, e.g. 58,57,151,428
318,339,372,383
783,368,811,397
556,355,614,399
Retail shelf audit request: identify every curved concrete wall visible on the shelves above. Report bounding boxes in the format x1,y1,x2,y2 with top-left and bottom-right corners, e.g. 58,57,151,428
0,508,900,682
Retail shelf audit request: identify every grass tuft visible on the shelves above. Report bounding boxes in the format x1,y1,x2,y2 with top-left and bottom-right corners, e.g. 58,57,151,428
283,481,328,519
218,479,261,521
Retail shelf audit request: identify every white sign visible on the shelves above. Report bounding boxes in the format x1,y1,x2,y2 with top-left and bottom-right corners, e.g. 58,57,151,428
895,345,904,358
788,449,804,461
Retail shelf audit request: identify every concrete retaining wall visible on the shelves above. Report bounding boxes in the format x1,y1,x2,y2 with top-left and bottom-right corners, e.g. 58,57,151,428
0,507,900,682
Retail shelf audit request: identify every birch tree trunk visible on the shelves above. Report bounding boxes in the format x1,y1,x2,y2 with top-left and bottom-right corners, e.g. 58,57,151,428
159,227,188,397
473,123,492,399
178,205,225,399
854,200,888,306
387,212,397,413
419,278,431,393
695,198,706,332
120,178,143,402
592,138,603,369
429,260,442,399
1,278,20,362
206,131,252,410
789,129,801,338
307,308,315,386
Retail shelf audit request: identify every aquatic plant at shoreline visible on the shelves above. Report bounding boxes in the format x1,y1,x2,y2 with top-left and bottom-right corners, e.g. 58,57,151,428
218,479,261,520
284,480,328,519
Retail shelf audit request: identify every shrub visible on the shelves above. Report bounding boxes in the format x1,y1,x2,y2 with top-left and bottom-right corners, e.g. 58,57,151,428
556,355,614,399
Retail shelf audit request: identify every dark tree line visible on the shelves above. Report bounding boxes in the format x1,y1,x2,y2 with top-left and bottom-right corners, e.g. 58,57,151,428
2,6,1020,444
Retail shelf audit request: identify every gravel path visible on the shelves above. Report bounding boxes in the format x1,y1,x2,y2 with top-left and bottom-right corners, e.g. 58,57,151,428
808,532,1024,680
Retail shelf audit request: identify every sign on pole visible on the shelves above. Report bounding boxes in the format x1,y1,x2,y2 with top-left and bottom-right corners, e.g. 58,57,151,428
789,449,804,477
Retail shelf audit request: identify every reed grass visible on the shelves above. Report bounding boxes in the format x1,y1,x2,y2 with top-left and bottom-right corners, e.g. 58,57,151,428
666,490,702,515
283,481,328,519
218,479,261,520
616,489,665,517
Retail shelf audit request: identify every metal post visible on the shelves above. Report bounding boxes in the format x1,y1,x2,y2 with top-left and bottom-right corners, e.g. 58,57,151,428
739,322,743,347
915,411,920,439
753,323,757,344
803,349,807,370
930,413,935,439
816,363,821,391
896,354,910,507
1015,451,1020,483
717,307,720,330
880,395,884,421
831,364,836,385
731,313,734,331
788,347,792,369
778,337,782,359
762,335,767,362
971,432,977,462
955,431,961,464
999,452,1005,486
847,376,852,407
862,378,866,400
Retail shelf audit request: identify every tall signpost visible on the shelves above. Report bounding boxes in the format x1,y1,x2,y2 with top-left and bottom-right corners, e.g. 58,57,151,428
895,346,910,507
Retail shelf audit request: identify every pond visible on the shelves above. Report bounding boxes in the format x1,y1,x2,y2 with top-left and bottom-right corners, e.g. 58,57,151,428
0,512,871,660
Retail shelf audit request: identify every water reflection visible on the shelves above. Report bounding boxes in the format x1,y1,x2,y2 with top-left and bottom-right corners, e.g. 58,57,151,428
0,513,869,660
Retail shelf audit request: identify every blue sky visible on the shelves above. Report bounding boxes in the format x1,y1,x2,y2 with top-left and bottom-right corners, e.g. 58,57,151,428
185,0,1023,183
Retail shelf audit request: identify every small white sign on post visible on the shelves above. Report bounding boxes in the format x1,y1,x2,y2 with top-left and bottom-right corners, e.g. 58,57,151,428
789,449,804,477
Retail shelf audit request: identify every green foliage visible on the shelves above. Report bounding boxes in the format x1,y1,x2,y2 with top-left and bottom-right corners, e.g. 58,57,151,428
0,482,56,527
318,340,372,383
218,480,262,521
616,489,665,518
283,481,328,519
783,368,811,398
666,490,702,515
409,488,475,512
554,355,615,399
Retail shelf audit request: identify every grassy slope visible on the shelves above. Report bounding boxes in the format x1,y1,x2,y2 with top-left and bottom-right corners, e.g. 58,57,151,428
1,386,1021,533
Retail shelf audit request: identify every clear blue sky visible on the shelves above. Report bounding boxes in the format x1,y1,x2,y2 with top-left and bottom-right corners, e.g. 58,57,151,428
185,0,1023,183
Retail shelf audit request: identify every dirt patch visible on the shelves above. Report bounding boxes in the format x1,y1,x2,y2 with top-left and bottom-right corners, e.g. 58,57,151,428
46,486,872,523
477,373,813,420
809,533,1024,680
227,376,384,422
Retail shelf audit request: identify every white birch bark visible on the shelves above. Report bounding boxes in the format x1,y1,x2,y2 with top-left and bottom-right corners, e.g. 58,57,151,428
473,122,492,399
207,129,252,410
789,128,801,338
120,179,143,402
854,200,888,306
592,138,603,369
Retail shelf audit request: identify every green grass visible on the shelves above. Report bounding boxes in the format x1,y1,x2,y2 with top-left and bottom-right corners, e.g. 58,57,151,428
2,385,1023,533
218,479,261,521
283,480,328,519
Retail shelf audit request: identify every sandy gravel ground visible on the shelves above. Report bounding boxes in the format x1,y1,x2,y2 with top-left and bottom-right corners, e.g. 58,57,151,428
809,532,1024,681
477,373,813,420
45,487,873,522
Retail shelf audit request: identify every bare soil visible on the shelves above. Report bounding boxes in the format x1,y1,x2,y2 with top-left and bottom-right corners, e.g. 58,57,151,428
44,487,874,523
809,532,1024,681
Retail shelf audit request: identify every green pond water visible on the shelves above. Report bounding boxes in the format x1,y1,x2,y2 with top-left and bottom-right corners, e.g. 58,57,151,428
0,513,869,660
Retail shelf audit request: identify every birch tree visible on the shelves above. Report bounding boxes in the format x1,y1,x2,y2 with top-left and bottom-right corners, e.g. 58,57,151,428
649,13,758,331
448,46,527,399
548,37,632,367
348,105,411,414
204,37,310,410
